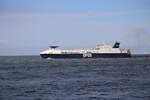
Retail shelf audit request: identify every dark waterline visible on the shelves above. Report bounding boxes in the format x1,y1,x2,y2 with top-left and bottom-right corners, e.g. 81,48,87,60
0,56,150,100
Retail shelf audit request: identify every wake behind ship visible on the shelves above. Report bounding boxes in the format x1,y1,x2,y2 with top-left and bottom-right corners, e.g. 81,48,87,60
40,42,131,59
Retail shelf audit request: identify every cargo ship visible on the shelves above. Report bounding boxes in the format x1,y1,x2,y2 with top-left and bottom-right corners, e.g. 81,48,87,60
40,42,131,59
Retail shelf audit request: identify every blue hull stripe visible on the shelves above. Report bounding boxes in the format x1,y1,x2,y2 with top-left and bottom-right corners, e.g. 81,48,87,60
40,53,131,59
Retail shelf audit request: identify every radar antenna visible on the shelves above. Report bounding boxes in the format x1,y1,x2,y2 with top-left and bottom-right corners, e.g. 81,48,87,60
49,46,59,49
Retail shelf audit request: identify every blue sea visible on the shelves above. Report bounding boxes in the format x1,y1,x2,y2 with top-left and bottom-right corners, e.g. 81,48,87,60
0,56,150,100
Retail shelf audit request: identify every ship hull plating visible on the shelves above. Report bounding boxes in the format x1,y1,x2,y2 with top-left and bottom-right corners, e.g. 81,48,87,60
40,53,131,59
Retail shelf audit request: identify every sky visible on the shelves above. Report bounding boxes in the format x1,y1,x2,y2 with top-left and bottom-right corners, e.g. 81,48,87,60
0,0,150,55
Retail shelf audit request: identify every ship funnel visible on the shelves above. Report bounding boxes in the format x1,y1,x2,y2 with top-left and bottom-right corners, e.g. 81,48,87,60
113,42,120,48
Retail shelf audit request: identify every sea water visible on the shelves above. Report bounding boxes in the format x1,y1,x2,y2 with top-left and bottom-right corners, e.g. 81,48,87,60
0,56,150,100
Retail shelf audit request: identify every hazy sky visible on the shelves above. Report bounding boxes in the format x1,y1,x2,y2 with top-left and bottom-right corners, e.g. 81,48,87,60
0,0,150,55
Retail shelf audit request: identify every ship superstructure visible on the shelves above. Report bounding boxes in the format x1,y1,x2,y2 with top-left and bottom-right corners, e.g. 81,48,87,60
40,42,131,59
